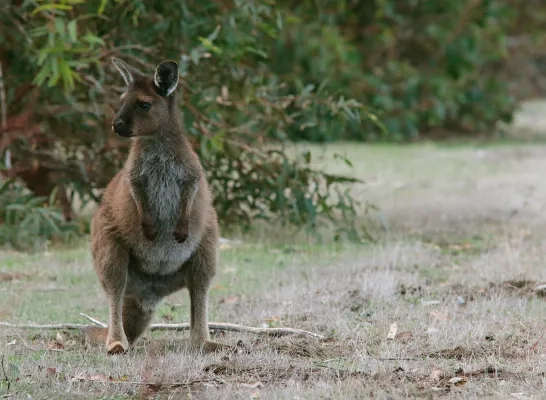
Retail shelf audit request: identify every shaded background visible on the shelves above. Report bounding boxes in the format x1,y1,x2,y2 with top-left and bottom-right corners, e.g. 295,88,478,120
0,0,544,249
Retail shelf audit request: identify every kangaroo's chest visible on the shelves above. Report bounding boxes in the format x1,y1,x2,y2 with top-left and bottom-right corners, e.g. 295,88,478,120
136,152,185,227
125,144,201,276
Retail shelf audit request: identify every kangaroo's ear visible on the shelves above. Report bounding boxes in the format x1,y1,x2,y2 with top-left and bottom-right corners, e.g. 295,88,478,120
154,60,179,97
112,58,136,85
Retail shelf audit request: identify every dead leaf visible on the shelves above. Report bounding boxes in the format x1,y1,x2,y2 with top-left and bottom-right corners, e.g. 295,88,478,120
387,323,398,340
55,332,66,346
448,376,467,386
162,314,174,322
395,331,413,343
429,369,443,382
46,332,70,350
0,272,26,282
47,340,64,350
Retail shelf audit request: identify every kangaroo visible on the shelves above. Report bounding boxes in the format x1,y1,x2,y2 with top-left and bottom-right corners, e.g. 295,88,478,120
89,58,229,354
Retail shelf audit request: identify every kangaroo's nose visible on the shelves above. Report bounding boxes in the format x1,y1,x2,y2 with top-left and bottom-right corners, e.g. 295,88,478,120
112,117,132,137
112,119,124,132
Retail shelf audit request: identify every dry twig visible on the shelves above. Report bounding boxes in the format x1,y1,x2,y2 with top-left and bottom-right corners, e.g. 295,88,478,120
80,313,107,328
149,322,325,339
0,322,90,330
0,320,325,339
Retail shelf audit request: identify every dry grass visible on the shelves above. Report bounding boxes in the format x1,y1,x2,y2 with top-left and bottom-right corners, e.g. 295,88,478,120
2,137,546,399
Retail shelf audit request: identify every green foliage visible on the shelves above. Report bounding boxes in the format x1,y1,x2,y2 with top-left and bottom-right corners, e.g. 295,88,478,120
0,0,370,244
0,179,79,250
207,145,372,241
272,0,518,141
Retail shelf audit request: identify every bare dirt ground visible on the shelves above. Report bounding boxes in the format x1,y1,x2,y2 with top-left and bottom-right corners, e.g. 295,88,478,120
2,111,546,398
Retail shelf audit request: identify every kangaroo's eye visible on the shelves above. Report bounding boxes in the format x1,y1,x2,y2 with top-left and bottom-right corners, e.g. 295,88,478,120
137,102,151,111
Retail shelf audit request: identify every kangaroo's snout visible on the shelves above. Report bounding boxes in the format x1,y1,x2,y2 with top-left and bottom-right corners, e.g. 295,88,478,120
112,117,132,137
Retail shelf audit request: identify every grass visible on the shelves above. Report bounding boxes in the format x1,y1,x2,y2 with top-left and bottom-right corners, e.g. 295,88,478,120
2,137,546,399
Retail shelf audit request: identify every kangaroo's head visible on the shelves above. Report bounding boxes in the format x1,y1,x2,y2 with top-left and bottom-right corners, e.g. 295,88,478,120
110,58,179,138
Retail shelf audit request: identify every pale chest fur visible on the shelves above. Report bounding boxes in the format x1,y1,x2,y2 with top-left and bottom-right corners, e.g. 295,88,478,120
127,141,200,275
134,143,185,232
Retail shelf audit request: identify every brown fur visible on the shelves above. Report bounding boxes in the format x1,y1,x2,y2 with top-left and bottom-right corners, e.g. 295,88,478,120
89,58,230,354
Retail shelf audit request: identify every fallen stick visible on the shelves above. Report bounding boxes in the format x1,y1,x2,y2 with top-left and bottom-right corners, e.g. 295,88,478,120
78,314,324,339
149,322,325,339
0,322,90,330
0,321,325,339
69,377,226,386
80,313,107,328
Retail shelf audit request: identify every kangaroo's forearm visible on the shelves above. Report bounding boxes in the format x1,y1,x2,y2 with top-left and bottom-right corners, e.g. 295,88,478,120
128,176,157,240
181,179,199,219
174,178,199,243
127,174,149,218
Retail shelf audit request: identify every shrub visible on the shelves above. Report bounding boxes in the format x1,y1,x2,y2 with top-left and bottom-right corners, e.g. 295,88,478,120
0,0,370,246
0,179,79,250
272,0,518,142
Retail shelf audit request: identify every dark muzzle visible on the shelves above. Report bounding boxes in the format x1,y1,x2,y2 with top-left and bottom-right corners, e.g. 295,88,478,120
112,118,132,137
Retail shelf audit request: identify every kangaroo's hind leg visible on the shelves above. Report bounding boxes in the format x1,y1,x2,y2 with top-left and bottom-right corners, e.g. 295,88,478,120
185,224,235,353
90,211,129,354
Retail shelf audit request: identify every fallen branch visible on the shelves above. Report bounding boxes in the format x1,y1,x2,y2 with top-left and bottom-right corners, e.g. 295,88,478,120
0,322,91,330
149,322,325,339
69,376,225,387
80,313,107,328
0,321,325,339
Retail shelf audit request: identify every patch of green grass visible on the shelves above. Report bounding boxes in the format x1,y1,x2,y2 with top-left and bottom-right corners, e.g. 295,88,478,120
0,240,347,326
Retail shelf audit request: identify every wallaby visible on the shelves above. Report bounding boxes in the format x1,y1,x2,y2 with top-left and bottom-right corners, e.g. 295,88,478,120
89,58,230,354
